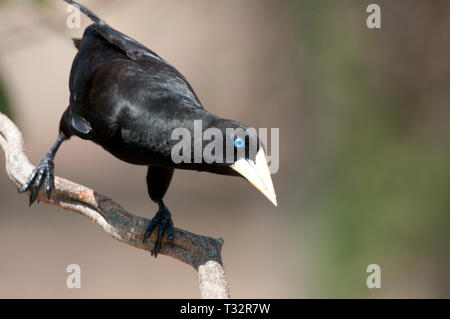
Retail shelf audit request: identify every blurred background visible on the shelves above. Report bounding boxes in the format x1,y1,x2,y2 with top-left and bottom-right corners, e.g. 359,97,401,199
0,0,449,298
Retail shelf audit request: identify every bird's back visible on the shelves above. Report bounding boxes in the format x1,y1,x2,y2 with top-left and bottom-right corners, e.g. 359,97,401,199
64,24,210,165
69,24,203,115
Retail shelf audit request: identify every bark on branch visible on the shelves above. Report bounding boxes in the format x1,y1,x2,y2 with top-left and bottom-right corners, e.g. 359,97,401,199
0,112,230,298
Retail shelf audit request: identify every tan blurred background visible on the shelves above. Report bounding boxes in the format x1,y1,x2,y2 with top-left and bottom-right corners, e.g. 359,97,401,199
0,0,449,298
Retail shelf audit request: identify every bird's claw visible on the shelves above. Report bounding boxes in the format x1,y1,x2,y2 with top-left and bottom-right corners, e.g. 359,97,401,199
18,156,55,206
143,207,173,257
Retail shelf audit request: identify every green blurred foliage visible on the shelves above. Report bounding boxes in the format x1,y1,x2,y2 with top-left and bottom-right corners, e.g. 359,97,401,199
290,0,450,297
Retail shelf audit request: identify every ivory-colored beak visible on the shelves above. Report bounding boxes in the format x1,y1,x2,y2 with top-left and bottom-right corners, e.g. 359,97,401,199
231,148,277,206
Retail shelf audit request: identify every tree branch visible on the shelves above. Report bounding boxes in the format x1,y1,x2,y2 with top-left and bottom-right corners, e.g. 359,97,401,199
0,112,230,299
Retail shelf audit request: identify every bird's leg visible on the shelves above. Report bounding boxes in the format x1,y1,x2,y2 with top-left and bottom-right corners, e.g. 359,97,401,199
19,131,67,206
143,198,174,257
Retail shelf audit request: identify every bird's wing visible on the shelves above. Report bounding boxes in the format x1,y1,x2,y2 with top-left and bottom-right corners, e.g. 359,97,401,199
66,0,204,115
93,22,166,63
65,0,165,63
93,24,205,109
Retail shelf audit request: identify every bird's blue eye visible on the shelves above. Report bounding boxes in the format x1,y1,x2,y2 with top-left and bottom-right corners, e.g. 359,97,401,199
234,137,244,148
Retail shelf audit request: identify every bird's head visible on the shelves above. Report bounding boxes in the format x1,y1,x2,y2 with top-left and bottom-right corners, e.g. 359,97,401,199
202,118,277,207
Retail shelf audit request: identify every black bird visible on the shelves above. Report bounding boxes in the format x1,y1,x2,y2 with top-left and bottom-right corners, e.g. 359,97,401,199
19,0,277,256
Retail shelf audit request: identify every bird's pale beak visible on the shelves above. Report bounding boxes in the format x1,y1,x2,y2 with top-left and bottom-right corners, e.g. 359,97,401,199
231,148,277,206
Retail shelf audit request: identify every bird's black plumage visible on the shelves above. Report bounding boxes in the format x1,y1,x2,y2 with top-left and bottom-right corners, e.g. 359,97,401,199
19,0,276,256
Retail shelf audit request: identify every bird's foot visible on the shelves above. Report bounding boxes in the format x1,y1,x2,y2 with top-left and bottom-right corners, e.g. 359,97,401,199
18,156,55,206
143,206,174,257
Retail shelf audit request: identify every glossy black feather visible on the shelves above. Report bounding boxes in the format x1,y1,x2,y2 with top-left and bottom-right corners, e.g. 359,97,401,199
62,24,215,166
21,0,256,256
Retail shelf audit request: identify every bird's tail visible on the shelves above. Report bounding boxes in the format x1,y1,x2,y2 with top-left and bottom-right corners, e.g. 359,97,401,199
63,0,104,25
